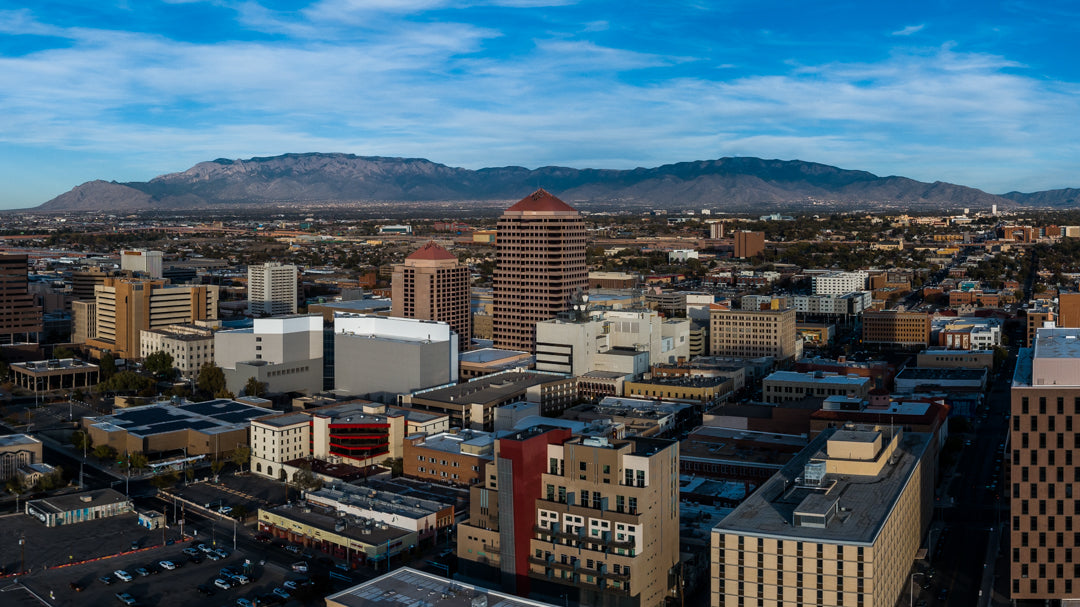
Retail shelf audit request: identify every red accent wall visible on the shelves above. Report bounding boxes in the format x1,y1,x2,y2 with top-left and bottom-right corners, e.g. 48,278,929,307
498,427,572,595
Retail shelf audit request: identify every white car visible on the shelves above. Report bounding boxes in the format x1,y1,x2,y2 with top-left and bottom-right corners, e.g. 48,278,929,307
291,562,308,573
113,570,133,582
198,543,214,553
214,578,233,590
159,560,177,571
231,574,250,585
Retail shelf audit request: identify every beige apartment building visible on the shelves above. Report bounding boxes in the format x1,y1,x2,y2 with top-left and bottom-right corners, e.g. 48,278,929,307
709,306,797,361
492,189,588,352
711,424,935,607
392,241,472,344
457,424,679,607
1010,328,1080,600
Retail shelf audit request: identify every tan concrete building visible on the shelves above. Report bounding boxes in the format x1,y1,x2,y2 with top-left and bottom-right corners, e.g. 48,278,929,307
1025,305,1055,347
457,424,680,607
762,371,871,404
247,261,298,316
916,348,994,370
492,189,588,352
392,241,472,345
71,300,96,344
709,306,797,361
140,324,215,379
404,370,576,431
711,424,935,607
861,310,930,348
1010,328,1080,600
85,278,219,359
10,358,100,393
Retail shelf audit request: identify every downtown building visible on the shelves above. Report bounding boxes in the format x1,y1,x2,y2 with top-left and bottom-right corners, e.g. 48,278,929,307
247,261,298,316
391,241,472,345
0,254,43,344
492,189,588,352
1010,327,1080,600
709,305,799,362
711,424,935,607
457,424,679,607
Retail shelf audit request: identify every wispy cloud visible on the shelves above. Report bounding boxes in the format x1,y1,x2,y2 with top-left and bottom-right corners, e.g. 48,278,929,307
892,24,925,36
0,2,1077,206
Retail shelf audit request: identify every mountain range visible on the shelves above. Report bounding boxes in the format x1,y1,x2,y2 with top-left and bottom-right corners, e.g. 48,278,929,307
34,153,1077,212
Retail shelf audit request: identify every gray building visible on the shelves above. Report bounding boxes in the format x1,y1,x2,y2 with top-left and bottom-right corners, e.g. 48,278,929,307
333,314,458,403
215,314,323,395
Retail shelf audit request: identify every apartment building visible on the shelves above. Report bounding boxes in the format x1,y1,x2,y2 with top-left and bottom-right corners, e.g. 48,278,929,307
711,425,935,607
1010,328,1080,600
402,429,493,486
457,424,679,607
709,306,798,362
392,241,471,342
734,231,765,259
492,189,588,352
861,310,930,348
405,370,575,431
247,261,298,316
535,310,690,378
812,272,868,296
85,278,219,359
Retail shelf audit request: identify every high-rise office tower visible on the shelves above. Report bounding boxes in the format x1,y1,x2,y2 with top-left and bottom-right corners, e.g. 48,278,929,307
0,254,42,344
1011,327,1080,600
391,242,471,344
492,189,587,352
247,262,298,316
85,278,219,359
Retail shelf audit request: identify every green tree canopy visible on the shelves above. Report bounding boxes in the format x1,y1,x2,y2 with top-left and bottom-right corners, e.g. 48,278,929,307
144,350,176,379
99,353,117,380
92,444,117,462
231,444,251,474
52,346,76,360
70,430,92,452
196,363,227,398
101,370,154,393
243,376,267,398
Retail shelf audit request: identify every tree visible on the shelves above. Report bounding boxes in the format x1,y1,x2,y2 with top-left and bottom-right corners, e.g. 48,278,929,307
92,444,117,463
211,459,225,476
231,445,251,474
243,376,267,398
196,363,227,398
291,463,322,492
150,470,179,491
127,451,149,471
70,430,92,452
144,350,176,379
99,353,117,381
52,346,75,360
101,371,154,393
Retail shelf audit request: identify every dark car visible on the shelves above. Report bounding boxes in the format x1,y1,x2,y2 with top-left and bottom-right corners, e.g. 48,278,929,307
188,553,205,564
70,581,86,592
196,583,216,596
99,575,116,586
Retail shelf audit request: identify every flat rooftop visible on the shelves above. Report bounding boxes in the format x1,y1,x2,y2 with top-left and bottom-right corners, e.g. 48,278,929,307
0,434,40,448
326,567,559,607
895,367,986,381
712,427,930,545
88,399,275,437
264,502,410,547
458,348,530,364
412,371,567,405
765,371,870,386
28,488,130,514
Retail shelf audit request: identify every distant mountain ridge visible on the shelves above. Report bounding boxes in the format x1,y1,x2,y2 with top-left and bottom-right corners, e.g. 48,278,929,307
35,153,1073,212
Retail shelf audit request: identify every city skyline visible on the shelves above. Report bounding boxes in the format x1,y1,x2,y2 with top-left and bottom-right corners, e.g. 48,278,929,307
2,1,1080,208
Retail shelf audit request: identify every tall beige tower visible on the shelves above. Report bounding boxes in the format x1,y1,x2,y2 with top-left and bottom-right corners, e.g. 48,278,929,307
492,189,587,352
391,242,471,345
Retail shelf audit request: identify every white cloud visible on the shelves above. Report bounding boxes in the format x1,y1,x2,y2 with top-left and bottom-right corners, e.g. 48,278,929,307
891,24,925,36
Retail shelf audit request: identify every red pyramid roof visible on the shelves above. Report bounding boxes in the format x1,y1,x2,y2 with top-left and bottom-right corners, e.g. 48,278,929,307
505,188,577,213
407,241,456,261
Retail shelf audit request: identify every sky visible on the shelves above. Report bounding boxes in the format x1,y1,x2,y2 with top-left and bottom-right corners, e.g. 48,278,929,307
2,0,1080,209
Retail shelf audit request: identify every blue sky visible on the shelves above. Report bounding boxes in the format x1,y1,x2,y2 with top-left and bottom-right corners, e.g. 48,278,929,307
2,0,1079,209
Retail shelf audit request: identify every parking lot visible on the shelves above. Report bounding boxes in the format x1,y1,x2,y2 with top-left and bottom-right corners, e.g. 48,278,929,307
18,539,314,607
0,512,169,575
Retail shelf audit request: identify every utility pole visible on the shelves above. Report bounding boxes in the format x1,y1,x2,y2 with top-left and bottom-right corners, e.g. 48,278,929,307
233,518,237,552
19,535,25,574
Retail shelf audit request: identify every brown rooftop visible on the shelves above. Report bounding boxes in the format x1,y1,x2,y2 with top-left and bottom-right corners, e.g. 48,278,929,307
505,188,577,213
406,241,456,261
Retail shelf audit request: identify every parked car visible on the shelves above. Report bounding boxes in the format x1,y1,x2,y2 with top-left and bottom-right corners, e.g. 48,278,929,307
214,578,234,590
159,560,177,571
196,583,215,596
236,599,255,607
220,567,241,578
291,562,308,573
182,547,199,557
134,567,150,577
99,575,116,586
214,548,230,559
113,570,133,582
272,587,291,600
232,575,251,585
197,543,214,553
115,592,137,606
284,545,301,555
188,553,205,564
206,551,223,561
219,506,233,515
69,581,86,592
